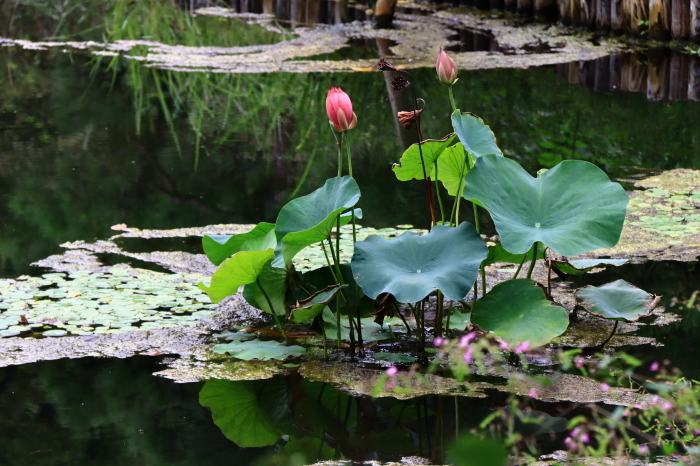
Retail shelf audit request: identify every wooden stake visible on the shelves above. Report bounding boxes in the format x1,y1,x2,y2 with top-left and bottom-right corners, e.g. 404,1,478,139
672,0,691,39
649,0,672,39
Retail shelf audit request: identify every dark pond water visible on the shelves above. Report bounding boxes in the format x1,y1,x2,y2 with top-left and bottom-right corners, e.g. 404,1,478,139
2,2,700,464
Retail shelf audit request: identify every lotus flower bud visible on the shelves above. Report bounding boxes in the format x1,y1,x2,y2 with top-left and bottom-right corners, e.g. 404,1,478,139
326,87,358,132
435,47,458,85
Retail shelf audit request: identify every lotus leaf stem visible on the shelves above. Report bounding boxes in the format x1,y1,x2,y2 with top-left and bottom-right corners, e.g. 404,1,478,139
525,242,539,280
256,278,287,343
600,320,619,348
513,252,528,280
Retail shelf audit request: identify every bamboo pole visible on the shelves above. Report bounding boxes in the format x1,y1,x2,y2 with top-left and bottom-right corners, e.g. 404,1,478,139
649,0,672,39
672,0,691,38
688,56,700,101
597,0,612,28
646,49,670,101
669,52,690,100
692,0,700,40
624,0,649,34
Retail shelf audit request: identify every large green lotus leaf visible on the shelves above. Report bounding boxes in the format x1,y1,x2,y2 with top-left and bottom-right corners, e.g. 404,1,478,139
202,222,275,266
436,144,475,196
451,111,502,159
213,339,306,360
273,176,360,267
576,279,656,322
199,379,281,447
242,260,288,315
471,279,569,347
463,155,629,256
198,249,274,303
290,284,347,323
553,258,629,276
351,222,487,303
392,134,456,181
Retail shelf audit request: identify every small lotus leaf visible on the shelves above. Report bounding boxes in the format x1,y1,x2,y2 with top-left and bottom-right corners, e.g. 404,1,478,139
199,250,274,303
202,222,275,266
373,352,417,363
392,134,456,181
471,279,569,347
351,222,487,303
213,339,306,361
482,244,546,267
463,155,629,256
273,176,360,267
553,259,629,275
322,308,394,341
451,111,502,159
290,284,347,323
576,279,657,322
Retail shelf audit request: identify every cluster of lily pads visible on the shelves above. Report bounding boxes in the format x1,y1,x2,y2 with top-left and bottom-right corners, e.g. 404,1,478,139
0,268,215,338
199,50,661,361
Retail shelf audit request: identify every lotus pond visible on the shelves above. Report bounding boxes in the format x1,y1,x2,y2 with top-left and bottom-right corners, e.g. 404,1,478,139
2,1,700,465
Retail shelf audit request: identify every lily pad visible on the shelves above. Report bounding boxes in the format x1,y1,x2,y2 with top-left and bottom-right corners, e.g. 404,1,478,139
463,155,629,256
553,258,629,275
392,134,456,181
199,379,281,447
451,111,502,159
351,222,487,303
213,339,306,361
202,222,275,266
273,176,360,267
373,352,417,363
576,279,658,322
471,279,569,347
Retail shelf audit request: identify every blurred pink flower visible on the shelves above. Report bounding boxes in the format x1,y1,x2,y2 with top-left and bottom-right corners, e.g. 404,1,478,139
386,366,398,377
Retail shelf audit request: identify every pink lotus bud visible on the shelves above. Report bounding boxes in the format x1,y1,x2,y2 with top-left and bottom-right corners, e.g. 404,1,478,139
435,48,458,85
326,87,358,132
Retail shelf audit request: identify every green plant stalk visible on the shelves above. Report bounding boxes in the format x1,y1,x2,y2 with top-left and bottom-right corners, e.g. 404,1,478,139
321,241,342,348
433,161,445,224
512,252,528,280
256,278,287,343
481,267,487,298
525,242,539,280
327,237,362,355
435,290,444,337
331,129,345,178
445,301,453,334
448,84,458,114
600,320,619,348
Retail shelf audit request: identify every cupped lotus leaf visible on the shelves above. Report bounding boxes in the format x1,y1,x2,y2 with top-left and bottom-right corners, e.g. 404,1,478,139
351,222,487,303
202,222,275,266
471,279,569,347
199,379,281,447
576,279,658,322
451,111,502,159
553,258,629,275
463,155,629,256
243,260,289,315
290,284,347,323
273,176,360,267
199,250,274,303
392,134,456,181
482,243,546,267
213,339,306,360
436,144,475,196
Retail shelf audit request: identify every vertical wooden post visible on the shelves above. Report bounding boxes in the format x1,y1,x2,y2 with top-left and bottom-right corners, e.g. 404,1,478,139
610,53,622,90
621,53,648,92
476,0,491,10
535,0,557,14
581,0,598,27
691,0,700,40
558,0,569,21
649,0,672,39
672,0,690,39
689,56,700,101
564,0,582,22
624,0,649,34
669,52,690,100
518,0,533,15
595,55,611,91
579,60,596,89
276,0,289,20
263,0,275,14
506,0,518,10
491,0,506,11
646,49,670,101
597,0,612,28
567,61,580,84
611,0,624,30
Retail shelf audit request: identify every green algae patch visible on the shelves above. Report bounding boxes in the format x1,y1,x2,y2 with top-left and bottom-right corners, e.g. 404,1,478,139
573,169,700,262
154,356,285,383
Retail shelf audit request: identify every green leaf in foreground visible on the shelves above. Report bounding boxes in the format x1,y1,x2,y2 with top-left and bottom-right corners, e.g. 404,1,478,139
436,144,475,196
451,111,502,159
576,279,658,322
199,379,281,447
351,222,487,303
392,134,456,181
213,339,306,360
242,260,288,315
202,222,275,266
471,279,569,347
273,176,360,267
463,155,629,256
